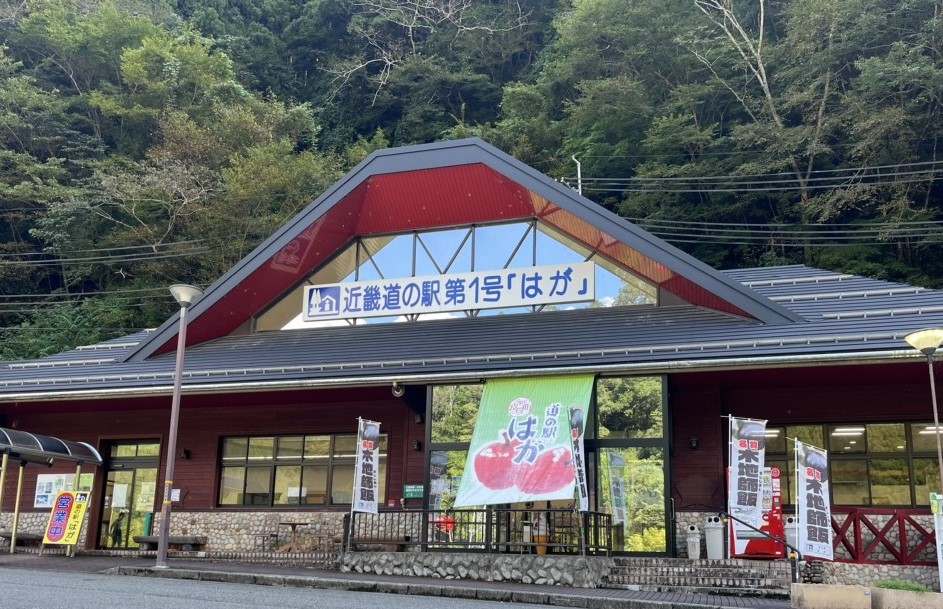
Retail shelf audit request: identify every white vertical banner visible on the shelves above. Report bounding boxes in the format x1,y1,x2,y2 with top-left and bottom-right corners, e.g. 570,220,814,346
931,493,943,590
728,416,767,527
568,406,589,511
796,440,833,560
608,451,626,526
353,418,381,514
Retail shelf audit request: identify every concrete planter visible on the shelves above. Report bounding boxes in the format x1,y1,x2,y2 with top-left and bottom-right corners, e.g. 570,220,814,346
791,583,871,609
871,588,943,609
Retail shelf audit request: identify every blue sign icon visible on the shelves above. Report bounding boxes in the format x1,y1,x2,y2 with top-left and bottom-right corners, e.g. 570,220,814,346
306,286,341,318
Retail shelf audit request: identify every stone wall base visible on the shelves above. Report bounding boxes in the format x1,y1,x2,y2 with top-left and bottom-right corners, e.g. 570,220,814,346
821,562,939,591
1,510,345,553
343,552,612,587
675,510,940,590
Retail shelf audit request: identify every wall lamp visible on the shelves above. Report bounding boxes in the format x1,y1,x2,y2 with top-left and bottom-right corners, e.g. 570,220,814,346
690,436,699,450
391,381,405,397
179,449,191,460
412,440,422,452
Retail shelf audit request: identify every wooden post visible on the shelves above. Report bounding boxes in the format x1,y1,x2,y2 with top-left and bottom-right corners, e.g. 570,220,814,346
0,452,8,519
10,461,24,553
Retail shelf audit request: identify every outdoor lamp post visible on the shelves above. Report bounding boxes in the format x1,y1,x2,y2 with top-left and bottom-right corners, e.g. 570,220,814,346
155,284,202,569
904,329,943,494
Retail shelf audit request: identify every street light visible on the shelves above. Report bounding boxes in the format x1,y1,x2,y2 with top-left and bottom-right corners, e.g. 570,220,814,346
155,284,202,569
904,329,943,495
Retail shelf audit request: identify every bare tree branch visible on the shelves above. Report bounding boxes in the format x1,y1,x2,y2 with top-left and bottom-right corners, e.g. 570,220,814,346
94,157,218,249
0,0,28,24
325,0,529,103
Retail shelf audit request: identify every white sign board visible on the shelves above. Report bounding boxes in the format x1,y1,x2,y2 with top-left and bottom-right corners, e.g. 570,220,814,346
932,493,943,591
112,484,128,509
35,473,95,509
303,262,595,321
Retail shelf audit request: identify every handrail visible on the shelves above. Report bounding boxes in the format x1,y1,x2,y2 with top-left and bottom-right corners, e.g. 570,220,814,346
344,507,612,556
719,510,803,584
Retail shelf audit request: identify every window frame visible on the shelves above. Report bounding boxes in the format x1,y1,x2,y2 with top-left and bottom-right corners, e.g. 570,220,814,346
765,422,937,508
217,433,388,508
426,375,671,554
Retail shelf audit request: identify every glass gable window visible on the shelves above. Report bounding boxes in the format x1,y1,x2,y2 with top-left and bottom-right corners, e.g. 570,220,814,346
218,433,387,507
256,220,658,331
766,422,939,507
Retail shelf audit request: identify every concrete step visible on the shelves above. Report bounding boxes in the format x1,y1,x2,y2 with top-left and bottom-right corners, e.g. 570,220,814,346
612,556,791,569
605,574,784,587
607,565,779,576
601,557,793,598
604,583,791,599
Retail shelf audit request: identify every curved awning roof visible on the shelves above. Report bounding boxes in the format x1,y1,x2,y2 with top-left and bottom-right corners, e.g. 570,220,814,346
0,427,102,466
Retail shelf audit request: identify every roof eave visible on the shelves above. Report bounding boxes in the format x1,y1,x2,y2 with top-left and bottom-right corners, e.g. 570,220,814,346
0,348,925,403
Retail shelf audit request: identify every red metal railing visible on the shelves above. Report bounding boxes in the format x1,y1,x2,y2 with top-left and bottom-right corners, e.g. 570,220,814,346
831,507,936,565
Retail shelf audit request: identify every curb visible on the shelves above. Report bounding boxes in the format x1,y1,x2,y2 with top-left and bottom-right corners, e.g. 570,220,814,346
114,566,749,609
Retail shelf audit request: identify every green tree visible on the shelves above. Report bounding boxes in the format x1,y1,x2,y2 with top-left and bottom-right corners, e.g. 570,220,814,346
431,384,482,443
596,377,664,439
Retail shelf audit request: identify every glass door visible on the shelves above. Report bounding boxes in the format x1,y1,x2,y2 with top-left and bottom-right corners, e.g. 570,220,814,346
593,376,670,554
99,441,160,549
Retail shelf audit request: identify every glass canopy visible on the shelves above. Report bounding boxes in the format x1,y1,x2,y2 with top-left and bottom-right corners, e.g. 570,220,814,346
0,427,103,465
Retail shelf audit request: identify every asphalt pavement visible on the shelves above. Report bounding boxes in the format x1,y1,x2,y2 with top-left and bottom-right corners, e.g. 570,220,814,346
0,551,794,609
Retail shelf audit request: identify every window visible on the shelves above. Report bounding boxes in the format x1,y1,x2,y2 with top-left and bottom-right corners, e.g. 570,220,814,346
431,384,483,443
255,221,658,331
218,434,387,507
429,376,669,553
765,422,941,508
111,442,161,458
595,377,664,439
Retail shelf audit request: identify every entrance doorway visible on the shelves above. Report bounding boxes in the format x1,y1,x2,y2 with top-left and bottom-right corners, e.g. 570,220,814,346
99,441,160,549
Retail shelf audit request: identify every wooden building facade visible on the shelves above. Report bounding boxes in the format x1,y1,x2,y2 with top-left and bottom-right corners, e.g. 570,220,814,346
0,139,941,568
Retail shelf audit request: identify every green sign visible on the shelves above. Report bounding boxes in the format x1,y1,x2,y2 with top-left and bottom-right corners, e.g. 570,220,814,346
454,374,593,507
403,484,424,499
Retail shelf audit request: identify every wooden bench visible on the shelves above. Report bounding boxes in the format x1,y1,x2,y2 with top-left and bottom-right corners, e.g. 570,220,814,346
0,531,44,546
333,533,410,552
132,535,207,552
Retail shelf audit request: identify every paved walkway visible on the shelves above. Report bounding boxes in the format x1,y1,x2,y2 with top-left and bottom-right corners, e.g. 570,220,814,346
0,551,793,609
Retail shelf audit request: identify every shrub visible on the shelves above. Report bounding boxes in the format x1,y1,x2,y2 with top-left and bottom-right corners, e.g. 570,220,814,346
874,580,932,593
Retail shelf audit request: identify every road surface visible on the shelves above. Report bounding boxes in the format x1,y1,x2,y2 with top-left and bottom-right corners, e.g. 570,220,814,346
0,567,547,609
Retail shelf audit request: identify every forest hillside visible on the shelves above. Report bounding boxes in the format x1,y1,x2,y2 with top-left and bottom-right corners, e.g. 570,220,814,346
2,0,943,358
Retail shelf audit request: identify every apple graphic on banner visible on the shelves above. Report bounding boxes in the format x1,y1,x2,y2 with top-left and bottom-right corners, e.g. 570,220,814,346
516,446,575,494
474,432,522,490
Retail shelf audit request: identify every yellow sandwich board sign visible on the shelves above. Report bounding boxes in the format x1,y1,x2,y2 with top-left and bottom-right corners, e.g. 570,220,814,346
43,491,90,546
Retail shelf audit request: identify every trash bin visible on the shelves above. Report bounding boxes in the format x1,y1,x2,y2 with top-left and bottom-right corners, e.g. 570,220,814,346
785,515,798,553
685,524,701,559
704,515,725,559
